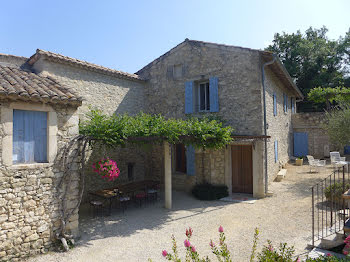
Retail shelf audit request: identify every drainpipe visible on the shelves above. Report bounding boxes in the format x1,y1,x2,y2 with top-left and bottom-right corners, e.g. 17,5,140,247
261,54,277,195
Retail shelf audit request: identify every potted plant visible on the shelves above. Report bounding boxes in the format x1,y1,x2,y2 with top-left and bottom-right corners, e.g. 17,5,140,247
295,157,303,166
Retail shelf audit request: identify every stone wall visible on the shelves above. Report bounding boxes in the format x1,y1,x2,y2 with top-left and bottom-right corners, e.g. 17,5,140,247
32,58,146,117
31,58,151,201
137,41,264,192
264,67,295,181
292,112,338,158
0,102,80,261
137,41,263,135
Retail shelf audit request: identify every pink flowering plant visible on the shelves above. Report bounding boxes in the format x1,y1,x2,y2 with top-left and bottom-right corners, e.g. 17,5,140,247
92,158,120,181
158,226,347,262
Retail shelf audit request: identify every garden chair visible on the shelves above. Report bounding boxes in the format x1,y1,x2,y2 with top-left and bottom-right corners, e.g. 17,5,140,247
330,151,347,170
306,155,326,173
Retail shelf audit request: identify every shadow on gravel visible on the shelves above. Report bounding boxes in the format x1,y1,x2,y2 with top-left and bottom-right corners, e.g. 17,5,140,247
76,191,233,248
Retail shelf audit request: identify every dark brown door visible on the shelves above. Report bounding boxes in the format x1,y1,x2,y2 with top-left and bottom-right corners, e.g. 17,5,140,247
231,145,253,194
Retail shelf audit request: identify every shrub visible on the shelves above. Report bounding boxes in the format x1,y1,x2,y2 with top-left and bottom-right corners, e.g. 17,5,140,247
192,183,228,200
157,226,350,262
324,182,350,202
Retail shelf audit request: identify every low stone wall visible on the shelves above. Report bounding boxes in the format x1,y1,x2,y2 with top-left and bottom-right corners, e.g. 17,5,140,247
292,112,338,158
0,103,80,261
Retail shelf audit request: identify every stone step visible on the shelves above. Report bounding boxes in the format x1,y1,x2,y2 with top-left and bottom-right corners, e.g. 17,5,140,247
308,247,347,260
275,169,287,182
320,232,345,249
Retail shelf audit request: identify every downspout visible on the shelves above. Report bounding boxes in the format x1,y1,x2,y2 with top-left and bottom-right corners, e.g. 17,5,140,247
261,54,277,195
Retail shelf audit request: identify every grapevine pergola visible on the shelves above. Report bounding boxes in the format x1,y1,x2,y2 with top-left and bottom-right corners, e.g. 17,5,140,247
57,109,234,250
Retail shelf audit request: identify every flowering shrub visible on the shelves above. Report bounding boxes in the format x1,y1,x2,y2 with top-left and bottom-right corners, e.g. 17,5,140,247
92,158,120,181
158,226,350,262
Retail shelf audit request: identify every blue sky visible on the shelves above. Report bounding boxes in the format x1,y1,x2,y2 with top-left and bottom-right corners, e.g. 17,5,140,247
1,0,349,73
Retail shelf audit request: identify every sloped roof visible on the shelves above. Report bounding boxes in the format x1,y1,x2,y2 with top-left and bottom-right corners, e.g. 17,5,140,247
136,39,303,99
0,63,82,105
28,49,144,82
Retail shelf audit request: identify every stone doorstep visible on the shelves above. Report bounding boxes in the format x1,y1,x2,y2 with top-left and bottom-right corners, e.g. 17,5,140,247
275,169,287,182
308,247,346,260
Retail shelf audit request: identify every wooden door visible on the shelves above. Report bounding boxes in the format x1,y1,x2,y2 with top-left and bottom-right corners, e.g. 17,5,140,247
231,145,253,194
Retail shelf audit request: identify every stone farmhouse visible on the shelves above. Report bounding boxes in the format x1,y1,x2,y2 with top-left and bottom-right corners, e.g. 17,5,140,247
0,39,303,260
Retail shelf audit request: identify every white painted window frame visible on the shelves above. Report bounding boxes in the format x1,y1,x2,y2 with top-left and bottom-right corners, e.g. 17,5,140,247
1,102,58,168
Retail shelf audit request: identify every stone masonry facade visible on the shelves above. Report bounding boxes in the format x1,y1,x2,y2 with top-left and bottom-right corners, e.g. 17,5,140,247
0,101,80,261
265,68,295,181
0,40,303,260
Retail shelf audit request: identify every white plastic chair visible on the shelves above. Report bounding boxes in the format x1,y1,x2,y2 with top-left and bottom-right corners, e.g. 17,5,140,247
330,151,347,169
307,155,326,173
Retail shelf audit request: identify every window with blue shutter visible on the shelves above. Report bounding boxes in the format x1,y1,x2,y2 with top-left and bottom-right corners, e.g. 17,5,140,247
273,93,277,116
283,93,288,113
13,110,47,164
274,140,278,163
209,77,219,112
291,97,295,113
186,145,195,176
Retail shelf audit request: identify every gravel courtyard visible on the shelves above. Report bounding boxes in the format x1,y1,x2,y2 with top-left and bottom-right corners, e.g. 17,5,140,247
27,163,334,262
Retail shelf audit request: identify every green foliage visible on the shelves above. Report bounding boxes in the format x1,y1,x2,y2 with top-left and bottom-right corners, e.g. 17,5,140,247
257,240,296,262
266,26,350,111
308,87,350,109
322,105,350,147
191,183,228,200
79,109,234,149
324,182,350,202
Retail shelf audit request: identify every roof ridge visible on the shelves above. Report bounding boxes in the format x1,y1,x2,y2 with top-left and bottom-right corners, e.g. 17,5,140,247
135,38,273,75
29,49,144,82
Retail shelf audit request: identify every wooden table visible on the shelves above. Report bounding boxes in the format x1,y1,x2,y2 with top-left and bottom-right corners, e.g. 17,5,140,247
89,180,159,215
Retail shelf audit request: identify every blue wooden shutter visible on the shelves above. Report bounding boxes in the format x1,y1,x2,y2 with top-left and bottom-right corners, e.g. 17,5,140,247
274,140,278,163
209,77,219,112
273,93,277,116
291,97,295,113
13,110,25,164
186,145,195,176
285,94,288,112
185,81,193,114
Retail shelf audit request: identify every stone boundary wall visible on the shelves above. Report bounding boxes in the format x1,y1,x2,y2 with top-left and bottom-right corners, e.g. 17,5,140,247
292,112,339,158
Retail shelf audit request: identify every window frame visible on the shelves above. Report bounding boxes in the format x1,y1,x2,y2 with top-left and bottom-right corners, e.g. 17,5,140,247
13,109,48,164
1,102,58,168
196,81,210,112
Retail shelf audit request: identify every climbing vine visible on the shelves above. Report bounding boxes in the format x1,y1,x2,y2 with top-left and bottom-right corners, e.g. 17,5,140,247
79,109,234,149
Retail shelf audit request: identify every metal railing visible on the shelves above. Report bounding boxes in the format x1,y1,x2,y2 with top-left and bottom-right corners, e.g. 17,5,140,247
311,165,350,246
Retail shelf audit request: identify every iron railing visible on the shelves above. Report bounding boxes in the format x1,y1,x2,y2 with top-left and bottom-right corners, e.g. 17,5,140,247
311,165,350,246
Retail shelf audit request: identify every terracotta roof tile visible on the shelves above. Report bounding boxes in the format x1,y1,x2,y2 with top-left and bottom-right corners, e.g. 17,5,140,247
0,64,82,104
29,49,144,82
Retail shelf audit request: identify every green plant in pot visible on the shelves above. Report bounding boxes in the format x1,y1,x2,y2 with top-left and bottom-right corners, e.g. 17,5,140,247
295,156,304,166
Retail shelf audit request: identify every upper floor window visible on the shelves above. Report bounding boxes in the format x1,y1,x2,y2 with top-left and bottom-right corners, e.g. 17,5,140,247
185,77,219,114
13,109,47,164
283,93,288,113
196,82,210,112
291,97,295,113
273,92,277,116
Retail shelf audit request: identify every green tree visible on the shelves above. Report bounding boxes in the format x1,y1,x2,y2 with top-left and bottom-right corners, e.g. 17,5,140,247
266,26,350,111
323,105,350,148
308,86,350,110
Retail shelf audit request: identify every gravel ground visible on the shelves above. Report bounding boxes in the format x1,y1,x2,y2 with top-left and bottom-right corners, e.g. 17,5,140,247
27,163,333,262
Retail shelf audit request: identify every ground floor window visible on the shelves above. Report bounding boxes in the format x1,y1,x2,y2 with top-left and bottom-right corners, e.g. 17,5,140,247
175,144,187,173
13,109,47,164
